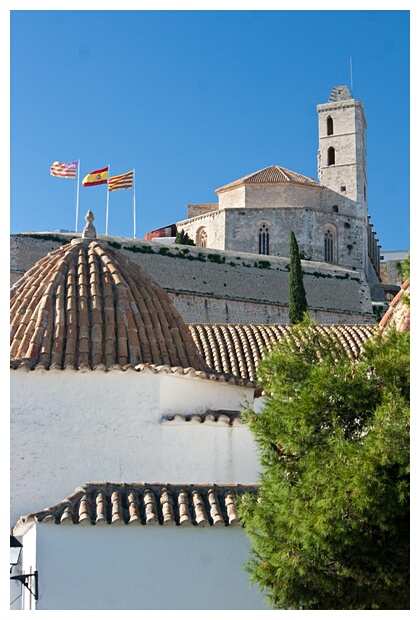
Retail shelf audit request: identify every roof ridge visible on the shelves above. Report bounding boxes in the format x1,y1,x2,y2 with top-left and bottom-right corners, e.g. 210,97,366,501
215,164,319,192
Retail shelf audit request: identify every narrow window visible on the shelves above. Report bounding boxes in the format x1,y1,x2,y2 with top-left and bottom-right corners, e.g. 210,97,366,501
324,229,334,263
327,147,335,166
327,116,334,136
259,224,269,255
332,205,338,213
196,228,207,248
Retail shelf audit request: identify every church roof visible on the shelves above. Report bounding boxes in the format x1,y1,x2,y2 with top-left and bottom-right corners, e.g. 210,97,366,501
188,323,377,384
13,482,257,532
215,165,320,193
10,219,208,372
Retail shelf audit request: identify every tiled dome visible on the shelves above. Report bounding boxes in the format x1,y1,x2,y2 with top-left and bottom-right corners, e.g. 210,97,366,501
10,217,208,372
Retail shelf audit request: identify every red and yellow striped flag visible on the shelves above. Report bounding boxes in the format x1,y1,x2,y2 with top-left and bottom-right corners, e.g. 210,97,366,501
108,170,134,192
50,161,78,178
82,167,109,187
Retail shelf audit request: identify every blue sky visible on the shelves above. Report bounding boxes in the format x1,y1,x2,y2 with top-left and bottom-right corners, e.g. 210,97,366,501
9,8,410,251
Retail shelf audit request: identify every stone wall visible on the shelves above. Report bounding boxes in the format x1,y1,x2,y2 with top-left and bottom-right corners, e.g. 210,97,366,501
186,203,218,218
219,183,322,210
10,233,376,324
176,209,226,249
178,204,367,272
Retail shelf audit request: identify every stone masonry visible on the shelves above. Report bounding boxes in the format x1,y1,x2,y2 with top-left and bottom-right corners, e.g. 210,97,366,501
10,233,376,325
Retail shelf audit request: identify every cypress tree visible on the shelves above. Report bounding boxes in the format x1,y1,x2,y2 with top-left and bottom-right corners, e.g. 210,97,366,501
289,230,308,323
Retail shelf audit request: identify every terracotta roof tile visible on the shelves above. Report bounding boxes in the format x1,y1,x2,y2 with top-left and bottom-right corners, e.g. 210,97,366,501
379,279,410,333
14,483,258,530
188,324,377,383
215,165,320,193
162,409,243,425
10,239,209,372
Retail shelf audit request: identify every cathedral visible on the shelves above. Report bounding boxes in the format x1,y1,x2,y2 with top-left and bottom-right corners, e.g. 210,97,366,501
150,86,382,292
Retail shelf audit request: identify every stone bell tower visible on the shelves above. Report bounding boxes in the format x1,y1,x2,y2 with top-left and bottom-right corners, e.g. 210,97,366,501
317,85,367,213
317,86,370,272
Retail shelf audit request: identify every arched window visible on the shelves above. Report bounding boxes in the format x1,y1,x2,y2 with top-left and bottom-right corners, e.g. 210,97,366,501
327,147,335,166
324,225,336,263
327,116,334,136
258,223,270,255
196,227,207,248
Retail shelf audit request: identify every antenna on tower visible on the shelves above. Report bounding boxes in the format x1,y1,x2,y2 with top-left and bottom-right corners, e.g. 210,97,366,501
350,56,353,93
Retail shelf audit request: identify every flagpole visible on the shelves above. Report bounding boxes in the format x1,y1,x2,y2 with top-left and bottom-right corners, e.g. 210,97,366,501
75,160,80,233
133,169,137,239
105,164,110,235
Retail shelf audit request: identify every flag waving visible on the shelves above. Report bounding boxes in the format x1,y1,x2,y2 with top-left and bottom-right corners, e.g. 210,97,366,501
82,167,109,187
50,161,78,178
108,170,134,192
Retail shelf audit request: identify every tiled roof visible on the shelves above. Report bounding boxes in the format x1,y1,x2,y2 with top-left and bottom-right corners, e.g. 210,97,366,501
215,165,320,193
13,482,257,531
379,279,410,333
188,324,377,383
10,238,209,372
162,409,243,425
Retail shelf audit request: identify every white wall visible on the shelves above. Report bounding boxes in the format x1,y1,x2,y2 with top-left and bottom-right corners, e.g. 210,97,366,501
10,524,37,610
31,523,268,610
10,369,260,528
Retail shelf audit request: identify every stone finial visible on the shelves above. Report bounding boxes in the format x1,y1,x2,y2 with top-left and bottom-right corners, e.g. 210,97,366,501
329,86,352,102
82,210,97,239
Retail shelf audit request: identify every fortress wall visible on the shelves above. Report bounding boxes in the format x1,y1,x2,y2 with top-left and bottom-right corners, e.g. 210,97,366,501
167,293,373,325
10,234,375,324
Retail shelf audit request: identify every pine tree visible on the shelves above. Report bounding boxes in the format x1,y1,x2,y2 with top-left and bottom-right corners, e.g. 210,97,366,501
239,324,410,610
289,231,308,323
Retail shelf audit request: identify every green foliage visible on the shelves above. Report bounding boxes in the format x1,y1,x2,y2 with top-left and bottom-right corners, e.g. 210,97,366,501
20,233,70,244
255,260,271,269
396,252,410,282
175,228,195,246
289,231,308,323
207,253,225,264
239,325,410,610
123,244,154,254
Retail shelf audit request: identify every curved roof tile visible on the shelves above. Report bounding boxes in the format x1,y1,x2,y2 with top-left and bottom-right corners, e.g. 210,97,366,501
13,482,257,530
379,279,410,333
188,323,377,383
10,238,209,372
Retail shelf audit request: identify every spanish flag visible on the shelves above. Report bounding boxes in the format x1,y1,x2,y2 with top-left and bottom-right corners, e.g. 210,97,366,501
82,167,108,187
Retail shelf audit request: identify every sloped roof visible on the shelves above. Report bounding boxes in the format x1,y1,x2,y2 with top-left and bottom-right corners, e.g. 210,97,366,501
10,238,209,372
13,482,257,532
215,165,320,193
188,324,377,383
379,280,410,333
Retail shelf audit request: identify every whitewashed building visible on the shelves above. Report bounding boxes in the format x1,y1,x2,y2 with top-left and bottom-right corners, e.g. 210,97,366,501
9,208,379,610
